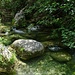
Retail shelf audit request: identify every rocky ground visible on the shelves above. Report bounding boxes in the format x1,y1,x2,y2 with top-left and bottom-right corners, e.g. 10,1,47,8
0,23,75,75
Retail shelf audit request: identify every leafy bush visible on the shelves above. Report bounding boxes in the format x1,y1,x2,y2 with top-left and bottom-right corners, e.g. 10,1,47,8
0,0,75,48
23,0,75,48
61,27,75,48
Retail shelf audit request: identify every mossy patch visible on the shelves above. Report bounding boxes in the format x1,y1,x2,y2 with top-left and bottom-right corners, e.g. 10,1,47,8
13,52,71,75
50,51,71,62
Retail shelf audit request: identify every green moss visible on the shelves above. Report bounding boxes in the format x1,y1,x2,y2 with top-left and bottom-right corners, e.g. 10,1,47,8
14,52,71,75
0,34,25,46
20,48,25,52
9,53,16,64
0,37,12,45
0,55,3,62
50,51,71,62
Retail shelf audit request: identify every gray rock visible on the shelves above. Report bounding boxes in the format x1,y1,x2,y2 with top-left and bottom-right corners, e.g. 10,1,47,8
12,27,25,34
27,24,40,33
0,44,12,62
0,44,15,72
11,39,44,60
48,45,62,51
14,8,25,24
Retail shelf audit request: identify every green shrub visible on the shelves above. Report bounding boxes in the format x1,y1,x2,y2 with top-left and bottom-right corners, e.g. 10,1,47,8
23,0,75,48
0,0,75,48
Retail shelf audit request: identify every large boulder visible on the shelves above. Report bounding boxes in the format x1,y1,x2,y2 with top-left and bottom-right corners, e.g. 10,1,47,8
11,39,44,60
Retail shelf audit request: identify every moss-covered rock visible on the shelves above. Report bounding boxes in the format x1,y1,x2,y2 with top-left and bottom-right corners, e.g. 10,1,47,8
0,44,16,72
50,51,71,62
0,44,71,75
11,39,44,60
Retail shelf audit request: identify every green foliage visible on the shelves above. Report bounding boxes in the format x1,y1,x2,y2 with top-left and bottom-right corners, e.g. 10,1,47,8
0,0,75,48
0,0,27,12
10,53,16,64
20,48,25,52
61,28,75,48
24,0,75,48
0,0,12,9
0,37,11,45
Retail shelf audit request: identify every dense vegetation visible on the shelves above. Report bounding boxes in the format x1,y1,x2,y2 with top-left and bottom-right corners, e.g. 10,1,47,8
0,0,75,49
